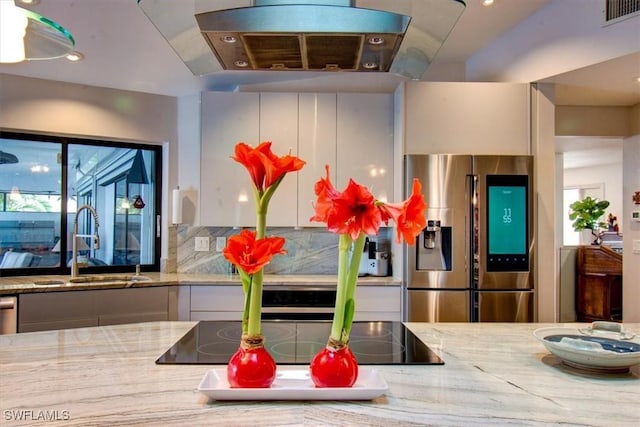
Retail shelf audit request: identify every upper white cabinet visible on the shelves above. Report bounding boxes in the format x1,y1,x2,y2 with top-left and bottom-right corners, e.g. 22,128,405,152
298,93,337,227
404,82,530,155
336,93,394,202
201,92,259,227
201,91,395,226
259,92,300,226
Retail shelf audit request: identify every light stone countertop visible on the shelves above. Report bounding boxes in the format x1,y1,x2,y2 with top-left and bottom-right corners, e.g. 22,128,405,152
0,273,398,295
1,321,638,426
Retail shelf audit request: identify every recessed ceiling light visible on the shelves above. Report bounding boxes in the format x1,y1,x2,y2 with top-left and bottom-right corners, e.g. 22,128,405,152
17,0,41,5
482,0,495,6
635,76,640,83
65,51,84,62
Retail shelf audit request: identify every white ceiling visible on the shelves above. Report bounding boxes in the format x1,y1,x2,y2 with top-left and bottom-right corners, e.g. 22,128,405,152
556,136,623,169
1,0,637,106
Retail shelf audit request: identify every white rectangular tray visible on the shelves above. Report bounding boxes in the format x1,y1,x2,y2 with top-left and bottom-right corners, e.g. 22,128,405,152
198,367,388,401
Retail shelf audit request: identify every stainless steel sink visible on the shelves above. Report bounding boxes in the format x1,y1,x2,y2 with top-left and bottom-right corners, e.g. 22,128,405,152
67,275,152,283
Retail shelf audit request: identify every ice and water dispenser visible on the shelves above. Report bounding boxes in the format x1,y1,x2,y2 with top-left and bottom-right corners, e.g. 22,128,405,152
417,219,452,271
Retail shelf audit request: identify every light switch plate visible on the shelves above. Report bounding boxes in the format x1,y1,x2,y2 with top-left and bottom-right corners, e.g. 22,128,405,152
216,236,226,252
633,239,640,254
195,236,210,252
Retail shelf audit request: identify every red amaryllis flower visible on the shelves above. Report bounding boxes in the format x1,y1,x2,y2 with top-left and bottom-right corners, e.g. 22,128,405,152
222,229,287,275
232,142,306,192
377,178,427,244
310,165,342,224
310,166,381,241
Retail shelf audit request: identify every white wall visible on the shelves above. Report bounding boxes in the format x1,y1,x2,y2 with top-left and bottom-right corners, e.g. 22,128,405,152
466,0,640,83
564,162,624,233
176,95,201,226
622,135,640,322
0,74,177,144
404,82,530,154
0,74,178,260
531,84,557,322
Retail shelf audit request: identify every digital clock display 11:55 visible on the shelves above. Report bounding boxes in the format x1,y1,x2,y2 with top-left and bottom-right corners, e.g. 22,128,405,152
486,174,529,272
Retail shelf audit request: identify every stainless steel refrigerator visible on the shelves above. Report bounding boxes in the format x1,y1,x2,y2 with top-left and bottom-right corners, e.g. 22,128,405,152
404,155,534,322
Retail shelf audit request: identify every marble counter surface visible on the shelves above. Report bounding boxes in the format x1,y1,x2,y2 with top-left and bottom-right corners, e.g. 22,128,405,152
1,322,638,426
0,273,398,295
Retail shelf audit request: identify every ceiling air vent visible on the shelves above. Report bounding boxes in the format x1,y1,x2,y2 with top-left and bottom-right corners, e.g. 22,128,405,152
604,0,640,24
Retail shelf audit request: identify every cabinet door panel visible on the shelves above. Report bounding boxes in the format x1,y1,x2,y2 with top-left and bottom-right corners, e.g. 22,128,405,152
20,318,98,333
191,311,243,321
18,287,171,332
336,93,394,201
298,93,337,227
98,287,168,315
19,291,94,323
201,92,260,226
259,93,299,226
99,312,167,326
190,285,244,311
404,82,529,154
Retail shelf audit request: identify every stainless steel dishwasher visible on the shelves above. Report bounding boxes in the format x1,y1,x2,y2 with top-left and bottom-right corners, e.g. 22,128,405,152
0,296,17,334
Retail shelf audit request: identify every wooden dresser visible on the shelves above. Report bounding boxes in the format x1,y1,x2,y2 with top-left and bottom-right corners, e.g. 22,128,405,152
576,245,622,322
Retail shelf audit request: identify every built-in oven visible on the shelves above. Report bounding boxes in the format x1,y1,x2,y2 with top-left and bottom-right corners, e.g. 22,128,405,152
0,295,17,334
261,286,336,321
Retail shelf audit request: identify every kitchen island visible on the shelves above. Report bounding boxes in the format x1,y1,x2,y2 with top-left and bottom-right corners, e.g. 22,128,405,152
1,322,638,426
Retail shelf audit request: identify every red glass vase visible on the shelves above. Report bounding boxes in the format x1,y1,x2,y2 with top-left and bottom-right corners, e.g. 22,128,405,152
309,340,359,388
227,335,276,388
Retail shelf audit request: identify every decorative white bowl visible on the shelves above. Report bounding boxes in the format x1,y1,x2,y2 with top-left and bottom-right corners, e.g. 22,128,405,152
534,322,640,372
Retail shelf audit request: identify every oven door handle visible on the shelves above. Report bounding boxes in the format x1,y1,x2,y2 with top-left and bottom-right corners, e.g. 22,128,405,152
261,307,335,313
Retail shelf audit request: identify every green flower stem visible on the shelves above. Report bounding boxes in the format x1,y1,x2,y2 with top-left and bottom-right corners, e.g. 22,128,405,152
343,233,367,338
330,233,367,343
330,235,351,342
241,275,252,335
246,181,278,337
246,200,266,336
247,268,263,336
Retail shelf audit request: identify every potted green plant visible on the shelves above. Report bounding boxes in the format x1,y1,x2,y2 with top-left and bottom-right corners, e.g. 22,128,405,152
568,196,610,245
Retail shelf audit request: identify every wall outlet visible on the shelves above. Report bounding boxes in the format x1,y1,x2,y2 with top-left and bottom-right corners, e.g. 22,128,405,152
216,236,226,252
195,236,210,252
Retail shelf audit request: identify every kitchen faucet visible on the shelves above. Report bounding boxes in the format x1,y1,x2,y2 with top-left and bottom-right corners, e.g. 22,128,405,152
71,205,100,278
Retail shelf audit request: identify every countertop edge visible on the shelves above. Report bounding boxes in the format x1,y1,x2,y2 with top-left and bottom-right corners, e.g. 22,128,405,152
0,273,400,294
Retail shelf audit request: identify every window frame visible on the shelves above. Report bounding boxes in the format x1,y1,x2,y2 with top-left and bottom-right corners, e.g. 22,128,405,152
0,131,162,276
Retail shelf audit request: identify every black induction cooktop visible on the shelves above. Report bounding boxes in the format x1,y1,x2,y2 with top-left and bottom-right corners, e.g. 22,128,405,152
156,321,443,365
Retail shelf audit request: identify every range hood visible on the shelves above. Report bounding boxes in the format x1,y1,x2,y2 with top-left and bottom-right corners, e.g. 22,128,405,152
139,0,466,80
195,1,411,72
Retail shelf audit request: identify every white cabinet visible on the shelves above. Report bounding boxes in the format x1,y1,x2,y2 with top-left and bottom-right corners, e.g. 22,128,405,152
259,93,300,226
201,92,259,227
354,286,401,322
200,91,395,226
336,93,394,202
18,287,171,333
298,93,337,226
404,82,530,155
189,285,244,321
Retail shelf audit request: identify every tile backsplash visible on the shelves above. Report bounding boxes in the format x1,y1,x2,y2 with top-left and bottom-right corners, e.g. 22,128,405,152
173,226,391,275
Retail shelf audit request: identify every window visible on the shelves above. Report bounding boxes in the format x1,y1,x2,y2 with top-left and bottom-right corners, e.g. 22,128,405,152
0,132,161,275
563,184,604,246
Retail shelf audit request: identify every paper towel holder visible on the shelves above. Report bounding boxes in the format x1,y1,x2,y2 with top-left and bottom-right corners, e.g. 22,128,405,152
172,186,183,225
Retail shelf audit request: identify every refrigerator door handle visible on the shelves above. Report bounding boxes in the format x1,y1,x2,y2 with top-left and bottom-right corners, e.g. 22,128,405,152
467,174,479,289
